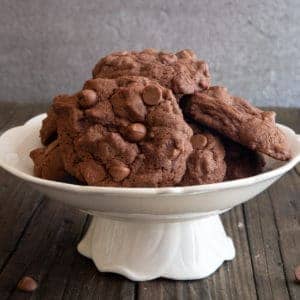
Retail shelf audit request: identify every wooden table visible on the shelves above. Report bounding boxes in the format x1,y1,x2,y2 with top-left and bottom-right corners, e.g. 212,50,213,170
0,103,299,300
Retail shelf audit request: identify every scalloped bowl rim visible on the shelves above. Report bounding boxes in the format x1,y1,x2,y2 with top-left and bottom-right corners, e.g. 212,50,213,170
0,113,299,196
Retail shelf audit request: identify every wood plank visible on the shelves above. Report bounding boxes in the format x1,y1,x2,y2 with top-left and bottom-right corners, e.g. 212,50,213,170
267,170,300,300
62,216,135,300
0,104,45,272
0,200,135,300
269,107,300,133
210,207,257,300
241,104,299,300
62,263,135,300
137,278,182,300
138,207,257,300
0,171,42,271
0,103,299,299
243,192,290,299
0,203,135,300
0,200,87,299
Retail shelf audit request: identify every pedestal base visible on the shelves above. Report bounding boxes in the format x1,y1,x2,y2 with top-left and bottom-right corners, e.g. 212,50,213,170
77,215,235,281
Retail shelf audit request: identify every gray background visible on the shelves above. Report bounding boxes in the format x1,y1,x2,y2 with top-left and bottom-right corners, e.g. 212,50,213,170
0,0,299,106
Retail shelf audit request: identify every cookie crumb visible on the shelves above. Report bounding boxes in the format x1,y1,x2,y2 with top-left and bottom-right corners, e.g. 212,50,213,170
17,276,38,292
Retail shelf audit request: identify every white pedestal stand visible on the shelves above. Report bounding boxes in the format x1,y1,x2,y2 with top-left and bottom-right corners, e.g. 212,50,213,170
77,214,235,281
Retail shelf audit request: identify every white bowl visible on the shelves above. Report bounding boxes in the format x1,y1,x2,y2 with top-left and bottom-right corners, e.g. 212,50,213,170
0,114,299,281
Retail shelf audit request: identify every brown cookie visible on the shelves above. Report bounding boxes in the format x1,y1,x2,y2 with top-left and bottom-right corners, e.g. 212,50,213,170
180,124,226,185
92,49,210,95
39,76,193,187
223,138,265,180
40,107,57,145
185,86,291,160
30,140,67,181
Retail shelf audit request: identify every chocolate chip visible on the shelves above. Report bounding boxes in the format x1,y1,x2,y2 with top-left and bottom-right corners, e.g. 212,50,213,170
199,79,210,90
78,89,98,108
126,123,147,142
79,161,106,185
126,94,147,121
295,265,300,283
109,161,130,182
111,91,147,122
176,49,197,60
159,53,177,64
17,276,38,292
142,85,162,105
191,134,208,150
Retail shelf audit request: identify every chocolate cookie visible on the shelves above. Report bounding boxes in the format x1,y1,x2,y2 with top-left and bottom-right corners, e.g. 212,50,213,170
44,76,193,187
180,124,226,185
92,49,210,95
223,139,265,180
40,107,57,145
185,86,291,160
30,140,66,181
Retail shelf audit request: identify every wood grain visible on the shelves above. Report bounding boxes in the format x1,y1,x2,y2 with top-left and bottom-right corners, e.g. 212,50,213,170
0,104,44,272
243,190,290,299
268,171,300,300
0,104,299,300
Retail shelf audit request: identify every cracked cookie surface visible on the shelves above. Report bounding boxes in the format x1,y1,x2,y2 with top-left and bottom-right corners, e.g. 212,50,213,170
92,49,210,95
180,123,226,185
30,140,66,181
185,86,291,160
40,76,193,187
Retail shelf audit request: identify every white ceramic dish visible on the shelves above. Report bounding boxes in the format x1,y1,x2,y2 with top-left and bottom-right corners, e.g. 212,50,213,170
0,114,299,281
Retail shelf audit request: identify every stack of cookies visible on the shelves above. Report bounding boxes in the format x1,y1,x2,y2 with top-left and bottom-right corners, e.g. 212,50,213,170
30,49,291,187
